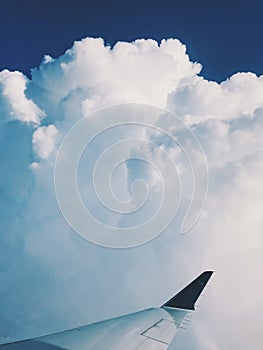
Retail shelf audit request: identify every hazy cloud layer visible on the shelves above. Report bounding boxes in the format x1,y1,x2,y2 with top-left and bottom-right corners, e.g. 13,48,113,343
0,37,262,350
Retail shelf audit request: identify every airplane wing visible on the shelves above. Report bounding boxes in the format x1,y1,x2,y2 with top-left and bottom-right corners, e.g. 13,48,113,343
0,271,213,350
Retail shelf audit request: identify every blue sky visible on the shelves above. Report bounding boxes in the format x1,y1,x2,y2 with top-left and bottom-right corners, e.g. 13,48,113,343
0,2,263,350
0,0,262,81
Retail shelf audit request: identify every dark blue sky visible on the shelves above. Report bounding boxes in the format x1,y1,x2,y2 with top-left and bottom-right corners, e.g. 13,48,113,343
0,0,262,82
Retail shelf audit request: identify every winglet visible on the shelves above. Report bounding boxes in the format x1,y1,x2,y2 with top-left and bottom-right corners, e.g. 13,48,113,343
163,271,213,311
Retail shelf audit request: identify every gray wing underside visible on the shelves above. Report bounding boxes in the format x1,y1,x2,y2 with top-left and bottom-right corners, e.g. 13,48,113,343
40,307,187,350
0,271,213,350
0,308,187,350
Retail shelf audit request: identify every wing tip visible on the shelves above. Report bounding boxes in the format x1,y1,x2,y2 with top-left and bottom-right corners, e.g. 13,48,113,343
162,270,214,311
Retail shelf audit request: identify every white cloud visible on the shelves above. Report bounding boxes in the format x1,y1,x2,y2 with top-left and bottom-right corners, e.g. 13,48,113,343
168,72,263,122
0,37,262,350
32,124,59,160
0,69,45,124
29,37,201,120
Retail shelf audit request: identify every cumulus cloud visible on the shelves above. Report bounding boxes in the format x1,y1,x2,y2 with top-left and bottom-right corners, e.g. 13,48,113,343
28,37,201,119
168,72,263,124
0,37,262,350
0,70,45,124
32,124,59,160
